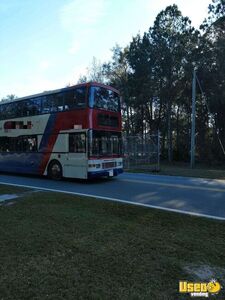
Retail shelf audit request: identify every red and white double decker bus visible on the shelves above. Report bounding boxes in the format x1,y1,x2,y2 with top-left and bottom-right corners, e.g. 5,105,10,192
0,82,123,179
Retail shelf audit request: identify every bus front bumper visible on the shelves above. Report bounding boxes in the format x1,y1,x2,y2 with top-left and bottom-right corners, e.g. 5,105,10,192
88,168,123,179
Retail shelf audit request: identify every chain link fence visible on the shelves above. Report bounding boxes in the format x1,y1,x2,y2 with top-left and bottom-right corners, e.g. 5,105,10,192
122,132,160,171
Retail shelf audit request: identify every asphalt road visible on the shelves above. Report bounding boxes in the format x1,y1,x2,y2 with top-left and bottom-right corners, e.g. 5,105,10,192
1,172,225,220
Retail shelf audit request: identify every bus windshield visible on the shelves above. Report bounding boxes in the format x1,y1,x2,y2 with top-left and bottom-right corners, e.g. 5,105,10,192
89,86,120,112
89,130,122,157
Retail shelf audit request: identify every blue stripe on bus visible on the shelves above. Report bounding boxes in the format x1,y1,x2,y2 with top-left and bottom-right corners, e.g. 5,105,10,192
88,168,123,178
0,153,42,174
39,114,57,152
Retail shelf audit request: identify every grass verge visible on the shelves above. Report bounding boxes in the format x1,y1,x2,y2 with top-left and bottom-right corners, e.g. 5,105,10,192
127,162,225,180
159,162,225,179
0,185,225,299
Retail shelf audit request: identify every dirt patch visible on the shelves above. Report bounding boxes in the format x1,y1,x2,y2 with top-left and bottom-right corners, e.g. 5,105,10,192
0,194,19,204
184,264,225,284
0,189,43,206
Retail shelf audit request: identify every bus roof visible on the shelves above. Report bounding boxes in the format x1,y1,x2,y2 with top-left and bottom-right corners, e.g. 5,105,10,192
2,82,120,104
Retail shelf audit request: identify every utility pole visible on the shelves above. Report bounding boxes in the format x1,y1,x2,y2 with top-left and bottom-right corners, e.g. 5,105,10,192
157,130,160,171
190,68,196,168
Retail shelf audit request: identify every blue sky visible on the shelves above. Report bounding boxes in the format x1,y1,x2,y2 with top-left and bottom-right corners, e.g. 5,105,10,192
0,0,210,99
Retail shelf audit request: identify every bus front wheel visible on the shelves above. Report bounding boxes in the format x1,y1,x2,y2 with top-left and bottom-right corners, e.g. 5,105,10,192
48,160,62,180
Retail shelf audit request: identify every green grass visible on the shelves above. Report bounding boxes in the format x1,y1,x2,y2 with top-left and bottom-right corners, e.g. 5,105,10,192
128,161,225,180
0,186,225,299
0,184,28,194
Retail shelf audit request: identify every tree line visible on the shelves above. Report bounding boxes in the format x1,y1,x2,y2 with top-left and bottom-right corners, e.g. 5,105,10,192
79,0,225,164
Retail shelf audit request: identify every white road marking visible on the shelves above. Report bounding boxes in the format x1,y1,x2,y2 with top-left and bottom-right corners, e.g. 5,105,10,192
0,181,224,221
120,178,225,193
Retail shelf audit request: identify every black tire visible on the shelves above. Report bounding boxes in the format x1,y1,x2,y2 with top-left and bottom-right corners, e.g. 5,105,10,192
48,160,62,180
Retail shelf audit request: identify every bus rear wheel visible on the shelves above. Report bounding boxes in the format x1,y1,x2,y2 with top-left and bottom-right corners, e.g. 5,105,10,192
48,161,62,180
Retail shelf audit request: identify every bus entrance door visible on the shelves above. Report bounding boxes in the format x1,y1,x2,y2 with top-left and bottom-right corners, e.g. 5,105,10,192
65,131,88,179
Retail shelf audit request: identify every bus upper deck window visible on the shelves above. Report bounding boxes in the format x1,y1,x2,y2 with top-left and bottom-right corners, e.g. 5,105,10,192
64,87,86,110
